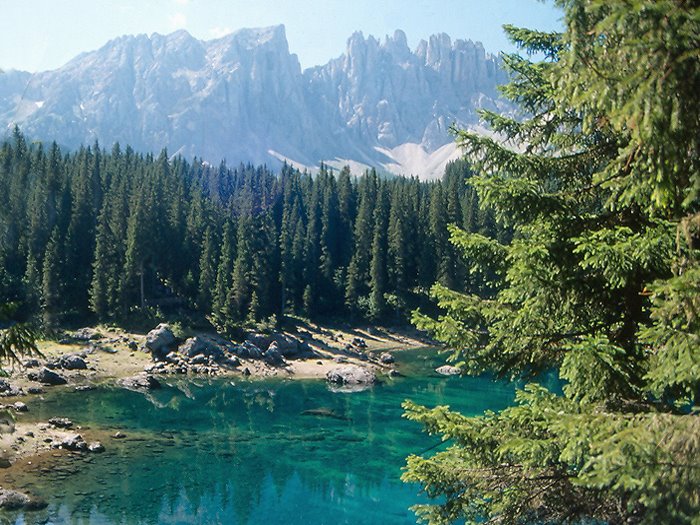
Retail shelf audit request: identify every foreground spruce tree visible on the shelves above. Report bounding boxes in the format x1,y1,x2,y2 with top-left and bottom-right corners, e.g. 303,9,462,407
405,1,699,524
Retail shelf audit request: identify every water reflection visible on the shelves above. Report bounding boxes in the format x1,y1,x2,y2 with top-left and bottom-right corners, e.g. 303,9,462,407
3,349,515,525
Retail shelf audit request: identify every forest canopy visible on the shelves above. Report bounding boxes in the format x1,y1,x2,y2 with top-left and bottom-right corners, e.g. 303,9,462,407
0,131,504,332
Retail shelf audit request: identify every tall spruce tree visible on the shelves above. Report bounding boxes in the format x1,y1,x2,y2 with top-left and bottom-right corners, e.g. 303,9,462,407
196,225,218,312
345,170,377,313
405,2,700,524
320,172,341,311
428,182,449,286
41,227,63,327
90,204,113,320
65,147,98,314
212,219,235,325
303,175,323,316
388,184,409,315
369,183,390,320
229,209,255,321
123,178,154,310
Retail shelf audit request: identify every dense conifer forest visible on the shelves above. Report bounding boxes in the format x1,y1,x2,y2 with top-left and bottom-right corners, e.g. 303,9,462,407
0,129,503,331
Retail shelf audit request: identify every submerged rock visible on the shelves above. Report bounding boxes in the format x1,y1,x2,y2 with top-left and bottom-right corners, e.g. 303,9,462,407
326,365,376,386
88,441,105,453
0,487,47,510
301,408,351,421
27,367,67,386
435,365,461,376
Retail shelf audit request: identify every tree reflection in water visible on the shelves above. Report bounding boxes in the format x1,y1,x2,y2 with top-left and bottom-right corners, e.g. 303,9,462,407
2,349,515,525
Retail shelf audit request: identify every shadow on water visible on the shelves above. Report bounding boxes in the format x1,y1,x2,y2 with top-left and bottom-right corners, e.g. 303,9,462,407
3,348,516,525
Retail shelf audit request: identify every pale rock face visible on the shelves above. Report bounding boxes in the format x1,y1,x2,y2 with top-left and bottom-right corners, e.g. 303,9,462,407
0,25,510,179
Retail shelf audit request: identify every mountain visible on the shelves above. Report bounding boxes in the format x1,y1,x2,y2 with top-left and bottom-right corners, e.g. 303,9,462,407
0,25,509,178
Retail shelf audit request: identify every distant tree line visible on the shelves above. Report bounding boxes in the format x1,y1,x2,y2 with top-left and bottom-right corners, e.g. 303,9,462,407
0,129,504,330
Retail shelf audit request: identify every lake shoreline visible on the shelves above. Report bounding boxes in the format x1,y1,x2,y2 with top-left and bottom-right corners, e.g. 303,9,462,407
0,321,436,494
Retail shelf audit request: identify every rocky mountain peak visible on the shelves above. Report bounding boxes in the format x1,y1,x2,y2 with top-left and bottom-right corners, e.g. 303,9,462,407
424,32,453,68
0,27,510,179
381,29,411,61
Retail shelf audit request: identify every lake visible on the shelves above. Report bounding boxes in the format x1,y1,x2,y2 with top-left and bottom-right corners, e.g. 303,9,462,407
2,349,516,525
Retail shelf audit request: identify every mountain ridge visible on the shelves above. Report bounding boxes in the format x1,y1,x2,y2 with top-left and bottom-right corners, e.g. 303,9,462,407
0,25,509,178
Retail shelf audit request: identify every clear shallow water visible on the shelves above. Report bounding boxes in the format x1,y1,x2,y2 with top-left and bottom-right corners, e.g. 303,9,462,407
4,349,515,525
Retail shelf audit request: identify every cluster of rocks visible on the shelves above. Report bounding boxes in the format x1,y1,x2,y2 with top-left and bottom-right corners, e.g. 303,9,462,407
338,337,371,362
242,332,312,362
23,348,95,388
351,337,367,349
342,337,367,351
141,324,313,377
46,418,104,453
45,352,89,371
143,325,239,376
69,327,102,342
0,379,24,397
335,345,406,381
51,434,104,453
61,327,137,351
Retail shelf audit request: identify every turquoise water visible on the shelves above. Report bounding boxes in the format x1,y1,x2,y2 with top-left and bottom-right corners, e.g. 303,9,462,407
5,349,515,525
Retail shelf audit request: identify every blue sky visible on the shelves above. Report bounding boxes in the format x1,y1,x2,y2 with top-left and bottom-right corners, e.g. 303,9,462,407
0,0,563,72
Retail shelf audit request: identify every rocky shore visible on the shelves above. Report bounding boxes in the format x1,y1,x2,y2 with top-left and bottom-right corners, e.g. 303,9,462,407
0,321,431,484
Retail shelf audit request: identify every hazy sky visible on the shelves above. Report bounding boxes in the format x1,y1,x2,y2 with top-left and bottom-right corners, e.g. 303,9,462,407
1,0,562,72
